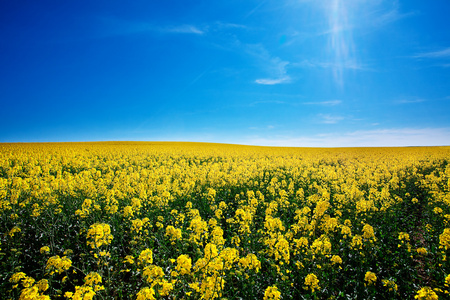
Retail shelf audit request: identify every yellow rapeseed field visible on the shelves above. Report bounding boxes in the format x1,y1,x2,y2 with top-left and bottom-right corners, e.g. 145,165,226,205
1,142,450,299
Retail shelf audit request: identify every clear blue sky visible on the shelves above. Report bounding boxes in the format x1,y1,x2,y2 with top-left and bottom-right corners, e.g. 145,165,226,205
1,0,450,147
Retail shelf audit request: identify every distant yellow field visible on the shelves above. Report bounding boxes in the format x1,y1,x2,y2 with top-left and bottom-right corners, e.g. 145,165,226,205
1,142,450,299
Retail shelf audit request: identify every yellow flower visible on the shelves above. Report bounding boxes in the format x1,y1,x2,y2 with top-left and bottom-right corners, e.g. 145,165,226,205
330,255,342,265
189,282,200,292
362,224,376,242
398,232,410,241
364,271,377,286
40,246,50,254
84,272,102,286
65,292,74,298
176,254,192,275
445,274,450,287
304,273,320,292
434,207,443,214
131,218,144,233
69,285,96,300
311,235,332,255
382,279,398,292
64,249,73,256
414,287,438,300
123,255,134,264
46,255,72,275
10,272,27,285
19,286,42,299
9,226,21,237
123,205,134,218
351,235,363,250
263,285,281,300
165,225,182,242
158,279,173,296
86,223,113,249
36,279,49,292
239,253,261,272
440,228,450,250
417,247,428,255
138,248,153,265
204,243,218,260
142,265,164,284
199,275,225,299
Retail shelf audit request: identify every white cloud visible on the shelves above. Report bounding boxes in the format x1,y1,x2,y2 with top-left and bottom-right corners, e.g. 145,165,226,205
245,44,292,85
303,100,342,106
295,59,370,71
250,100,286,105
247,128,450,147
255,76,291,85
414,47,450,59
98,17,205,36
249,125,276,130
214,22,247,30
395,98,426,104
318,114,344,124
369,0,416,28
164,25,205,35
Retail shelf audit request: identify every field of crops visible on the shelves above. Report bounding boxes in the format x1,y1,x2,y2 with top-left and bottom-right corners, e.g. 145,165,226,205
1,142,450,299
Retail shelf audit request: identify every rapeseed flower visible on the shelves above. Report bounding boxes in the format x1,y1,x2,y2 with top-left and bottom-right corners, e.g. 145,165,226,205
440,228,450,250
263,285,281,300
176,254,192,275
364,271,377,286
414,287,438,300
40,246,50,254
304,273,320,292
138,248,153,265
86,223,113,249
46,255,72,275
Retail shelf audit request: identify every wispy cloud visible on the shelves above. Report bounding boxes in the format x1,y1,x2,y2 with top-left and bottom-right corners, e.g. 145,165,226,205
369,0,416,28
213,22,247,30
245,1,268,19
249,125,276,130
163,25,205,35
414,47,450,59
318,114,344,124
245,44,292,85
250,100,285,106
247,128,450,147
255,76,290,85
395,98,426,104
303,100,342,106
98,17,205,37
295,59,369,71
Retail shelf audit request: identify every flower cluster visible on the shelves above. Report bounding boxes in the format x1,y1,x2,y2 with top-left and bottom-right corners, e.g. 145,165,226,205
2,142,450,299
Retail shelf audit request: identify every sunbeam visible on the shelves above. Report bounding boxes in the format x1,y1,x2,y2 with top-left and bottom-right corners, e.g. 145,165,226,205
327,0,356,87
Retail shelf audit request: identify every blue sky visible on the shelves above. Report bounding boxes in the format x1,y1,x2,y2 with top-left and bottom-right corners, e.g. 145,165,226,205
1,0,450,147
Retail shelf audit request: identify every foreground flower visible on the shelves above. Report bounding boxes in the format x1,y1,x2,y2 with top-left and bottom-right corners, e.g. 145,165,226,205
40,246,50,254
304,273,320,292
136,287,156,300
263,285,281,300
175,254,192,275
417,247,428,255
382,279,398,292
46,255,72,275
364,271,377,286
86,223,113,249
414,287,438,300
